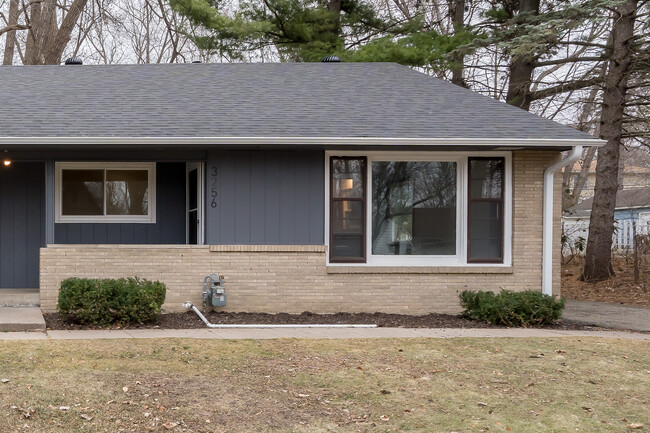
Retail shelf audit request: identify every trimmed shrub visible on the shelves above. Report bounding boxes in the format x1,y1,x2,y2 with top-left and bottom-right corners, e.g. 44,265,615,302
459,290,565,327
58,277,166,325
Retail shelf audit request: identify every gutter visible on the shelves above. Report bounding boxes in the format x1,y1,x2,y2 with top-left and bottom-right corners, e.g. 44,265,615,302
0,136,603,148
542,145,583,296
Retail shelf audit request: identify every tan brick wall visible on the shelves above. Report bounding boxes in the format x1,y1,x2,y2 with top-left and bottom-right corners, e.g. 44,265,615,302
39,150,564,314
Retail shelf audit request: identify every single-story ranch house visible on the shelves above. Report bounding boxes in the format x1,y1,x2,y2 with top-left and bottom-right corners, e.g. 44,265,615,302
0,62,602,314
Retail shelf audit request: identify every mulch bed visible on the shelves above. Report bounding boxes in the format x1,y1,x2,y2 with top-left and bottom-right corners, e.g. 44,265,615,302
44,310,598,331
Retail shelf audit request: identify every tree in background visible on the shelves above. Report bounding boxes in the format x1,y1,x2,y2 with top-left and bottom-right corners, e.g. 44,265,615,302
582,0,648,282
1,0,89,65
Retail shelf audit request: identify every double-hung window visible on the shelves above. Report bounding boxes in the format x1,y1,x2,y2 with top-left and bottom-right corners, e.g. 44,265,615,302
330,157,366,262
55,162,156,223
327,153,510,266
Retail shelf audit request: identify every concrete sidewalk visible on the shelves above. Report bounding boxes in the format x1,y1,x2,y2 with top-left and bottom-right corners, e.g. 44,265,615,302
563,300,650,332
1,327,648,341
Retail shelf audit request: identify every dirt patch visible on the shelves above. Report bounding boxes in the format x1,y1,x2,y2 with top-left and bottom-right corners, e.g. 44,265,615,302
44,310,596,331
562,256,650,306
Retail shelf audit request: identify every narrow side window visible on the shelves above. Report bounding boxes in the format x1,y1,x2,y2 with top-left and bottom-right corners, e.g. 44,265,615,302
330,157,366,263
468,157,504,263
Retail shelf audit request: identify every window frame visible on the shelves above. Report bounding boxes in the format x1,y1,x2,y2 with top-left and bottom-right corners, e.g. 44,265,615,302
325,151,512,267
467,157,506,264
55,162,156,224
329,156,367,263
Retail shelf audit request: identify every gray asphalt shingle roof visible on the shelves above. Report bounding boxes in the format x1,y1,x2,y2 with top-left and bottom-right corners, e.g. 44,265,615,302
0,62,598,141
568,187,650,217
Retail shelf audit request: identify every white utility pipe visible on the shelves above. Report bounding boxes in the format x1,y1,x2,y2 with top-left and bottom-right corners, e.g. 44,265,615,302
183,302,378,328
542,145,583,295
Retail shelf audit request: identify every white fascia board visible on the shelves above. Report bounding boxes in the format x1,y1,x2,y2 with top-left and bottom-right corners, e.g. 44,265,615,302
0,136,605,147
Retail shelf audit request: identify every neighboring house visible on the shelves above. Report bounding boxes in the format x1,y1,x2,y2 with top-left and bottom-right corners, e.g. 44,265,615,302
564,187,650,251
567,159,650,201
0,62,602,314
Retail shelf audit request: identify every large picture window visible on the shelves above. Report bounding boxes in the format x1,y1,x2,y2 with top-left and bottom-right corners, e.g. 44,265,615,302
55,162,156,223
372,161,457,256
327,153,510,266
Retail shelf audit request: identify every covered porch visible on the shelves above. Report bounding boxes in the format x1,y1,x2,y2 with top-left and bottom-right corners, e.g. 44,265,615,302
0,154,205,291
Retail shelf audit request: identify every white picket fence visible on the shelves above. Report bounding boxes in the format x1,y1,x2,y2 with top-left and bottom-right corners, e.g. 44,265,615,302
613,217,650,249
563,212,650,252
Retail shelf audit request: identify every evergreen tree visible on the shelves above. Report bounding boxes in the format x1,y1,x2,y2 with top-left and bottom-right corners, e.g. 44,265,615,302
168,0,478,66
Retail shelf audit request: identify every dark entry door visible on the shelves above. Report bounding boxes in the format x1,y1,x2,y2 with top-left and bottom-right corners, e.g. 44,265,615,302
0,162,45,288
186,162,204,245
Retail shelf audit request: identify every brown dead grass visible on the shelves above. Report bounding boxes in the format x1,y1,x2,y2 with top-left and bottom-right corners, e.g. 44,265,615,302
0,338,648,432
562,255,650,306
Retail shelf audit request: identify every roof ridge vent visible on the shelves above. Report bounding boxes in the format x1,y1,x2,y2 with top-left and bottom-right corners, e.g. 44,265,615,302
64,57,83,65
321,55,341,63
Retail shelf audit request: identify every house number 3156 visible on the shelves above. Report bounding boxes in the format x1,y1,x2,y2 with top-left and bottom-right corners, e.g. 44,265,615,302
210,166,218,208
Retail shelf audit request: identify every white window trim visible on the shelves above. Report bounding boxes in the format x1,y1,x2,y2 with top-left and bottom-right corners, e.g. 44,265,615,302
55,162,156,224
325,151,512,267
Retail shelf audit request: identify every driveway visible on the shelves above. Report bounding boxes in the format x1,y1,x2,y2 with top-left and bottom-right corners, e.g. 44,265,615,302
563,300,650,332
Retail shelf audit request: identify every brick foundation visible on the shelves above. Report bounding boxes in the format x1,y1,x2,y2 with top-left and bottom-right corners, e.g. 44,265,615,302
39,150,562,314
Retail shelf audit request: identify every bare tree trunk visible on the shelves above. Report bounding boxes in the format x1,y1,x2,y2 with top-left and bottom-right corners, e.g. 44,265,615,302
505,0,539,110
23,0,88,65
43,0,89,64
2,0,20,65
582,0,638,282
450,0,466,87
563,146,598,210
633,219,640,284
327,0,342,48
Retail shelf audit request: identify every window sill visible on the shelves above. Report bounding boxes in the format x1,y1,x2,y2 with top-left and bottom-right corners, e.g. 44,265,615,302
209,245,328,253
326,265,513,274
55,218,156,224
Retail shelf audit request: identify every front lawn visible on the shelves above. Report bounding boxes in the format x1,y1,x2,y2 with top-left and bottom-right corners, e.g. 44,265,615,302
0,337,648,432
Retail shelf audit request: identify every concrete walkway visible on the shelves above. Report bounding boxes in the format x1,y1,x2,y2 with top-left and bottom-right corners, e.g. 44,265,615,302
0,307,46,332
1,327,648,341
563,300,650,332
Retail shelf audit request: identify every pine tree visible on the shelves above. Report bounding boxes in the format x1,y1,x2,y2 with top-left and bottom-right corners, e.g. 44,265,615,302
168,0,478,66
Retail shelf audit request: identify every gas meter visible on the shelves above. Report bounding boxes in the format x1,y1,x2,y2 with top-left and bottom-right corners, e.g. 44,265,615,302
203,274,226,308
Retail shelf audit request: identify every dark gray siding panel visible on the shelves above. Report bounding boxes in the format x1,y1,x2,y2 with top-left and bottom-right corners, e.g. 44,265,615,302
55,162,186,244
206,150,324,245
0,162,45,288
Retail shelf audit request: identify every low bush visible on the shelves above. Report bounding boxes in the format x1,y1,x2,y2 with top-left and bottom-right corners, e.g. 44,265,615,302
459,290,565,327
58,277,166,325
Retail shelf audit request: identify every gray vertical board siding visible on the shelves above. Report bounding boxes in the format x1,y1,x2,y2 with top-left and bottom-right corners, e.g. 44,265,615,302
264,155,281,244
54,162,186,244
45,162,55,244
0,162,45,288
206,150,325,245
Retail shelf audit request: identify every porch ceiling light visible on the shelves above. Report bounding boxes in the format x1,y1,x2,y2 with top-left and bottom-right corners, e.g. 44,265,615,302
2,159,11,167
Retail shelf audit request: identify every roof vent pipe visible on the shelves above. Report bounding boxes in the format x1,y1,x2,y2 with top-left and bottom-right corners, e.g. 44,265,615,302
64,57,83,65
321,55,341,63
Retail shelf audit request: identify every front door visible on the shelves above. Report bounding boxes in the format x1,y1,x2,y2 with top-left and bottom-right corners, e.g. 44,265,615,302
186,162,204,244
0,162,45,288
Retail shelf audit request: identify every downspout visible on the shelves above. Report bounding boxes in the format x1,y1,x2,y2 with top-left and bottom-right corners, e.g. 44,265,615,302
542,145,583,295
